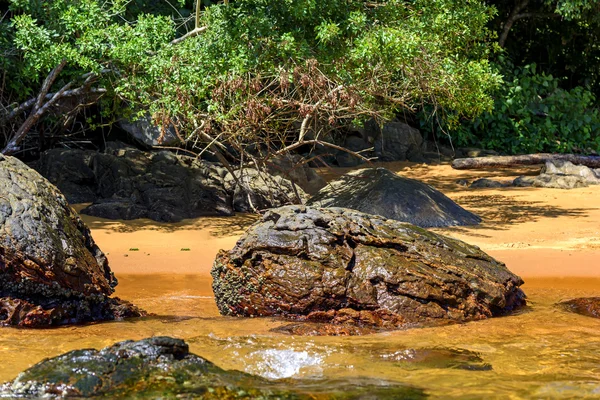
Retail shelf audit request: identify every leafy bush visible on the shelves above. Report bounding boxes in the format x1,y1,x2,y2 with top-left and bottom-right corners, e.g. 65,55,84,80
2,0,501,156
438,63,600,154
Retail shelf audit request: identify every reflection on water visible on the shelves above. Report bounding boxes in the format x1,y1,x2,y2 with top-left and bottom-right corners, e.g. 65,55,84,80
1,274,600,399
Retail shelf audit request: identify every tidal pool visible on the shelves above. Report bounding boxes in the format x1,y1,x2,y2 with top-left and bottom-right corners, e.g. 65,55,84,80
1,275,599,399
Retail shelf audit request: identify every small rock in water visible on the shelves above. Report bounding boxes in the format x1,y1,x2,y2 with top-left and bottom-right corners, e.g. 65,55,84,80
558,297,600,318
378,348,492,371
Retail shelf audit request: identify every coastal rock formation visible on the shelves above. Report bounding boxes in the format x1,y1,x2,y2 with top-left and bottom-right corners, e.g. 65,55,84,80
0,337,425,399
36,143,307,222
465,160,600,190
514,160,600,189
558,297,600,318
307,168,481,227
212,206,525,333
0,155,143,327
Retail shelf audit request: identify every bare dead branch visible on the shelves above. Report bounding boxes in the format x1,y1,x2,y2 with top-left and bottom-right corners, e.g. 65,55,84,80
275,139,374,163
171,26,207,45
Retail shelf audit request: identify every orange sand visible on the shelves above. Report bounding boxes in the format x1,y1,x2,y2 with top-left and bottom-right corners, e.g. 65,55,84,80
80,162,600,279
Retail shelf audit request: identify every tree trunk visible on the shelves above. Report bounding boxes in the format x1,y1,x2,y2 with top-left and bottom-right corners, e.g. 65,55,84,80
452,154,600,170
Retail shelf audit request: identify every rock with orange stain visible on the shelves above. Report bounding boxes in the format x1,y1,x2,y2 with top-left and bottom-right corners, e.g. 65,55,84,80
559,297,600,318
0,155,143,327
212,206,526,334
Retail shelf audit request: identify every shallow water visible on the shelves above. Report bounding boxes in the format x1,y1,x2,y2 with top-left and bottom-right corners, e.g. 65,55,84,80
1,275,600,399
4,162,600,398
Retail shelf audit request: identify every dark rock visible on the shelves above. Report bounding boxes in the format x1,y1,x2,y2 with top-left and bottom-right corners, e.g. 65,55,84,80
35,148,97,204
0,337,426,399
470,178,511,189
558,297,600,318
225,168,309,213
307,168,481,228
365,120,424,162
268,154,326,195
37,145,305,222
335,136,372,167
118,113,180,147
211,206,525,333
0,156,143,327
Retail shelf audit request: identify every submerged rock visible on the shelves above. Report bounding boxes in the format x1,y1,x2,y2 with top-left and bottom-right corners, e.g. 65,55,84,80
0,337,426,399
0,155,143,327
307,168,481,227
558,297,600,318
376,347,492,371
212,206,525,333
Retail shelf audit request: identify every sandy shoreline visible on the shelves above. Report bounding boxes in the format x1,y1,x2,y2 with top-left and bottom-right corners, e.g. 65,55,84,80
80,161,600,279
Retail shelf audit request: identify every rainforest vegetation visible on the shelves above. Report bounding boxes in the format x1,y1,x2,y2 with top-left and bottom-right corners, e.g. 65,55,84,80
0,0,599,158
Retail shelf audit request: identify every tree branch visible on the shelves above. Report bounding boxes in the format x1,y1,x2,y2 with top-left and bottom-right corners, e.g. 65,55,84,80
498,1,559,48
170,26,207,45
298,85,344,142
275,139,374,163
499,0,530,48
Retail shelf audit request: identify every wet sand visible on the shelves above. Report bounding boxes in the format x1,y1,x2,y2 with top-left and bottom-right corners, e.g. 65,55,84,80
2,162,600,398
82,161,600,279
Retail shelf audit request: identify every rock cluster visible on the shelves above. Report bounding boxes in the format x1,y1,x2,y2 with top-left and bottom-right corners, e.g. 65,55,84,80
35,143,308,222
0,155,143,327
469,160,600,189
308,168,481,227
212,206,525,333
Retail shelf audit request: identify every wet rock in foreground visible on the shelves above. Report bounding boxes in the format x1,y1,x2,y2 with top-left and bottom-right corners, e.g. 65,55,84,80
0,155,143,327
307,168,481,228
212,206,525,334
0,337,425,399
558,297,600,318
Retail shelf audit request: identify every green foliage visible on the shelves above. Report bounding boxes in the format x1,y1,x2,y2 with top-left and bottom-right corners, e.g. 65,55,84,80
3,0,501,152
447,63,600,154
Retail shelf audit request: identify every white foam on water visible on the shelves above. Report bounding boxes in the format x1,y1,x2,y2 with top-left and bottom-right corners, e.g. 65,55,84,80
245,349,324,379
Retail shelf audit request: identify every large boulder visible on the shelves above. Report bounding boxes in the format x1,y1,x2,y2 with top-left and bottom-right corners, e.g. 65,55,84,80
0,337,425,399
36,144,307,222
307,168,481,228
212,206,525,333
267,154,326,195
225,167,309,213
0,155,143,327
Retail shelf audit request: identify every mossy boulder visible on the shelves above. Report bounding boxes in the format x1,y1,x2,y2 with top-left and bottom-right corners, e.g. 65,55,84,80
212,206,525,334
0,337,425,399
0,155,143,327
